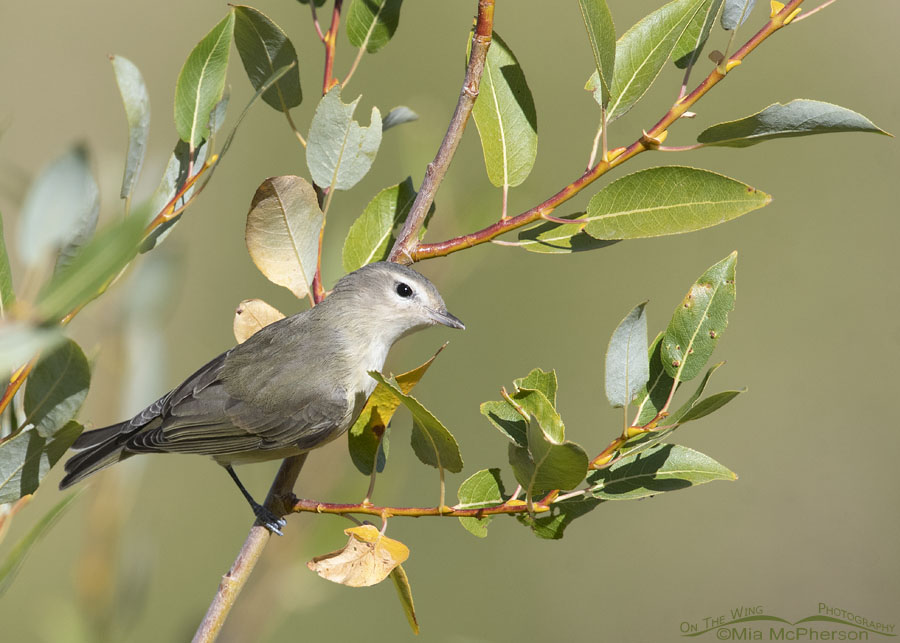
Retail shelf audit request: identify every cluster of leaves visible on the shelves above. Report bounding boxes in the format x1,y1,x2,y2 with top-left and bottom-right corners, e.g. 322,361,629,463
0,0,891,635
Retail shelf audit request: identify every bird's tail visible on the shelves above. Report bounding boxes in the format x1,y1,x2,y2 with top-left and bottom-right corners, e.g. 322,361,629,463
59,422,134,489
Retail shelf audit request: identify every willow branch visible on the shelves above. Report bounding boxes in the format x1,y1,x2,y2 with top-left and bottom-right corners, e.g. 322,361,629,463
388,0,495,263
193,454,308,643
321,0,343,93
408,0,805,262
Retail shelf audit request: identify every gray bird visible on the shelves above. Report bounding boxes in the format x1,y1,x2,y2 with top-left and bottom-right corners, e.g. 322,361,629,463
60,262,464,534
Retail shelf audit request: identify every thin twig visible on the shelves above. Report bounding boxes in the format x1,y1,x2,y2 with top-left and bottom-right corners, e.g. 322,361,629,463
791,0,835,23
322,0,344,93
192,455,308,643
409,0,805,262
388,0,496,263
310,1,325,42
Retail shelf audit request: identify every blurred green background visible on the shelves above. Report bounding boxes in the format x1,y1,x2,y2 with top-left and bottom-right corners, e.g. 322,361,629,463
1,1,898,641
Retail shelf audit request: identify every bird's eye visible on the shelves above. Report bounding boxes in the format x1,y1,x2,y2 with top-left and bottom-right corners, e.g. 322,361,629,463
396,282,413,298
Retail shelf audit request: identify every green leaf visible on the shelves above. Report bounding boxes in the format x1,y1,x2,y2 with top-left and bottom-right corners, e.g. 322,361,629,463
633,332,675,426
578,0,616,108
18,144,100,272
0,493,79,598
370,372,463,473
389,565,418,635
508,391,588,495
583,166,771,240
669,361,724,424
110,56,151,202
0,214,15,318
456,468,505,538
589,0,707,121
245,176,324,300
306,86,382,191
721,0,756,30
342,178,417,273
606,302,650,408
512,213,617,254
0,422,81,503
174,10,234,148
673,0,723,69
516,497,601,540
471,31,538,189
514,368,558,408
346,0,404,53
0,323,64,376
662,252,737,382
233,6,302,112
588,443,735,500
23,339,90,438
382,106,418,132
697,99,892,147
348,346,443,475
679,389,744,423
480,399,527,447
35,213,146,322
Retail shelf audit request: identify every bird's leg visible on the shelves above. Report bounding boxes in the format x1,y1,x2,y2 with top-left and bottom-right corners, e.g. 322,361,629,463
224,464,287,536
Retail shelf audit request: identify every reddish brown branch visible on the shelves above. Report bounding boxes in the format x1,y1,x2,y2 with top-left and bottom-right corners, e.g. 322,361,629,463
388,0,495,263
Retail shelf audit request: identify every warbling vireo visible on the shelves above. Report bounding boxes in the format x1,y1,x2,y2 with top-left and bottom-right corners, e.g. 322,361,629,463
59,262,464,534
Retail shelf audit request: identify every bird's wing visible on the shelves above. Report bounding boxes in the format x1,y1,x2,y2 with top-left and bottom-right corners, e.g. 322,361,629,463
125,365,351,456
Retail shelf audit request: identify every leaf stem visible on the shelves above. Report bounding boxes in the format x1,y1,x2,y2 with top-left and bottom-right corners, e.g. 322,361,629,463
310,0,326,42
791,0,834,23
408,0,805,262
387,0,495,263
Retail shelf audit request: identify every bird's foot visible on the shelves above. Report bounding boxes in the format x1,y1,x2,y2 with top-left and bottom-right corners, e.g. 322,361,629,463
252,502,287,536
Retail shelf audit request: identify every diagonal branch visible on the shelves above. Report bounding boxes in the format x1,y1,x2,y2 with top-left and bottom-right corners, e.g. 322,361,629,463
388,0,495,263
407,0,805,262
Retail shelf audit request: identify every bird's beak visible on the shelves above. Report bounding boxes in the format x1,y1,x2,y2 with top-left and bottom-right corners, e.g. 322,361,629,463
428,308,465,330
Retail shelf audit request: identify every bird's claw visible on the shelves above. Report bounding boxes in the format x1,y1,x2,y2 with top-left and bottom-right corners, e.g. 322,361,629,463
253,504,287,536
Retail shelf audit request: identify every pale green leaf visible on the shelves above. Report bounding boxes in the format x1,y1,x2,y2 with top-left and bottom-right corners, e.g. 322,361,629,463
0,422,81,503
721,0,756,29
512,214,617,254
0,323,64,376
606,301,649,408
111,56,151,202
679,389,744,423
471,31,538,188
24,339,90,438
514,389,565,443
174,11,234,148
346,0,404,53
589,0,707,121
588,443,735,500
662,252,737,382
697,99,892,147
306,86,382,191
456,468,505,538
342,177,416,273
245,176,323,299
0,214,14,318
578,0,616,108
370,372,463,473
514,368,558,408
35,213,145,322
234,5,302,112
0,493,79,598
673,0,723,69
583,166,771,240
382,106,418,132
669,361,724,424
18,145,100,272
480,399,527,447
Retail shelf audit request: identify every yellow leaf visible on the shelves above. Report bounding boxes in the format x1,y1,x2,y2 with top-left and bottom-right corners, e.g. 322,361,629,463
233,298,286,343
307,525,410,588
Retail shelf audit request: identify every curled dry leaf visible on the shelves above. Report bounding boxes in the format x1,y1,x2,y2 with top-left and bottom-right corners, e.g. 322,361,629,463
307,524,409,588
233,298,286,343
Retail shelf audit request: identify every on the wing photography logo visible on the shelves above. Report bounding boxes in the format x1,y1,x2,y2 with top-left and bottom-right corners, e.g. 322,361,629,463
679,602,895,640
